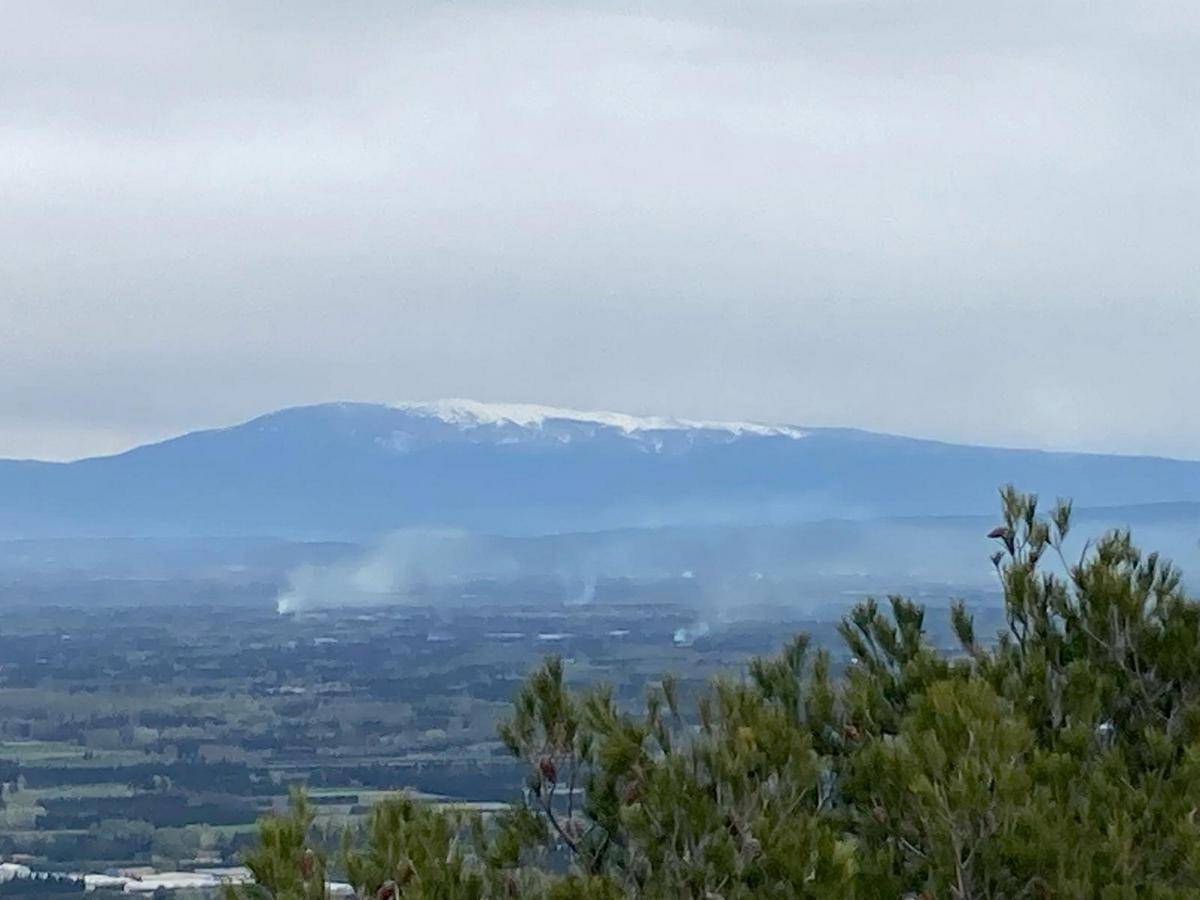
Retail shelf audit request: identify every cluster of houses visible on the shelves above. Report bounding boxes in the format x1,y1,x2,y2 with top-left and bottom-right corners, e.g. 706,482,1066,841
0,861,356,895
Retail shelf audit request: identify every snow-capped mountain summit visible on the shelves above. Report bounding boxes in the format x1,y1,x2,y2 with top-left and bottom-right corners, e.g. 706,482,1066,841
391,399,807,440
374,399,807,456
2,400,1199,539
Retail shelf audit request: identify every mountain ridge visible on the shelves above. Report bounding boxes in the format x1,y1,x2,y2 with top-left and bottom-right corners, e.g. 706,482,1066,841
11,400,1199,466
3,400,1200,540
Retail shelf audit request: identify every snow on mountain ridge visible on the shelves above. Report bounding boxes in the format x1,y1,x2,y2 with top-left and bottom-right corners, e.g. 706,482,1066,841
392,399,806,439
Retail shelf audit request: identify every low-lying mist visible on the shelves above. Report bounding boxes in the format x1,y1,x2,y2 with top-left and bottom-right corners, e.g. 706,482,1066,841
271,505,1200,616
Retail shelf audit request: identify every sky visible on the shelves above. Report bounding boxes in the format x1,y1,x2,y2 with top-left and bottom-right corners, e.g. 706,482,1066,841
2,1,1198,461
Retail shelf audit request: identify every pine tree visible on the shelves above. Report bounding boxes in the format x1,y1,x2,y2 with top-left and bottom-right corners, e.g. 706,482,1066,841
239,486,1200,898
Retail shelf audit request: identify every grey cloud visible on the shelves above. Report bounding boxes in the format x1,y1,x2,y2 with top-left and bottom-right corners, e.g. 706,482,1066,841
1,1,1198,459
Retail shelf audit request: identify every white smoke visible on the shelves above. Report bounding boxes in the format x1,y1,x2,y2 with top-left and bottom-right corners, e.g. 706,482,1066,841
672,621,710,646
275,529,520,613
566,573,597,606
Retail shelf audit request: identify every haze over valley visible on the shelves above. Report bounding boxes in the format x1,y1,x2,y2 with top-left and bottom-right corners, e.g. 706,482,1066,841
4,398,1200,613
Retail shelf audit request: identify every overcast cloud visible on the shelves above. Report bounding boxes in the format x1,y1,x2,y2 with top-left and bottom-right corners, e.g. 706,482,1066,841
2,1,1198,460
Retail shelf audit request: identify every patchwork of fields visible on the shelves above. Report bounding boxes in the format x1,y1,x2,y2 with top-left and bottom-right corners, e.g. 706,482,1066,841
0,577,998,889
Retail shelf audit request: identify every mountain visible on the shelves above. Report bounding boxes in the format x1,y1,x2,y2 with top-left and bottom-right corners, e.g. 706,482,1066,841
3,399,1200,540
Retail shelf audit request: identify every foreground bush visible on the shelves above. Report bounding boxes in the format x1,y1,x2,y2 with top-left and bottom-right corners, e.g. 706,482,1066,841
236,488,1200,898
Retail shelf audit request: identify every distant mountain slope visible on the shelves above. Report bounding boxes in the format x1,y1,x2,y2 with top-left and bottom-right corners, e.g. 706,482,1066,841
2,400,1200,539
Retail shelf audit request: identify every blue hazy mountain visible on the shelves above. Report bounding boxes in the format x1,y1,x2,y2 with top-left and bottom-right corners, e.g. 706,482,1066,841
3,399,1200,540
